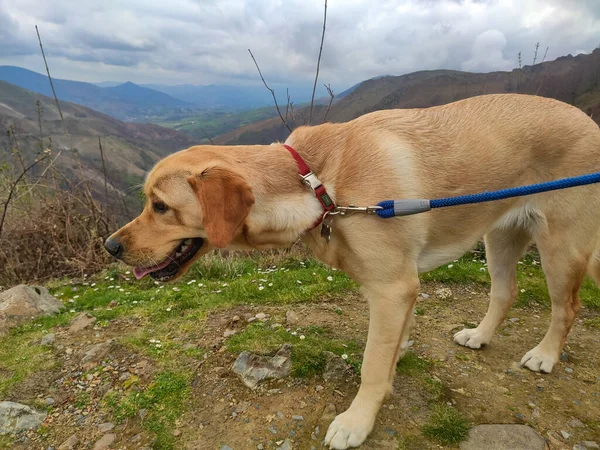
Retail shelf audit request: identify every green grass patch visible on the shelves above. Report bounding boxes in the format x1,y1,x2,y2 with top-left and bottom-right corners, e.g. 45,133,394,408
423,404,471,446
0,331,55,397
227,322,361,377
397,351,431,377
104,371,190,450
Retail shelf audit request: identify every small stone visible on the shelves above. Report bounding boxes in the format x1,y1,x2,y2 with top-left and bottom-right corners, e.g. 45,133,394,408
232,315,240,322
68,312,97,333
285,310,299,325
561,430,571,439
58,434,79,450
220,446,233,450
258,445,264,450
277,439,292,450
223,329,236,338
322,352,348,382
384,428,398,437
255,313,267,320
292,415,304,421
509,318,520,323
139,408,148,419
569,418,585,428
269,426,277,434
460,424,546,450
44,398,55,406
98,422,115,432
276,411,284,419
434,287,452,300
421,293,430,299
315,385,324,392
565,367,574,374
560,352,569,362
515,413,526,421
41,333,55,346
581,442,600,449
231,344,292,389
92,434,116,450
173,429,182,437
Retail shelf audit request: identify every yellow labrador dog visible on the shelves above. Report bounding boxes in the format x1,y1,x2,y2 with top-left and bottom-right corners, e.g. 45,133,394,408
105,93,600,449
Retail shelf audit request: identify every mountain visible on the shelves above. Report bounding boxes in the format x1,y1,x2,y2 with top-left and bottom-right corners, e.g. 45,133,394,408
214,50,600,145
0,80,197,195
0,66,193,121
144,83,332,110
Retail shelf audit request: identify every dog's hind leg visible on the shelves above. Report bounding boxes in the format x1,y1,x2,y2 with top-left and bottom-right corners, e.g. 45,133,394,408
520,229,589,373
454,226,531,348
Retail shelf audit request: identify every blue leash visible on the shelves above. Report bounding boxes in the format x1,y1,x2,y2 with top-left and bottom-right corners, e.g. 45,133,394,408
374,172,600,219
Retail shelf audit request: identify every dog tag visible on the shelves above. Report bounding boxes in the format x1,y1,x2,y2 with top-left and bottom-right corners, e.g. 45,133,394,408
320,222,332,243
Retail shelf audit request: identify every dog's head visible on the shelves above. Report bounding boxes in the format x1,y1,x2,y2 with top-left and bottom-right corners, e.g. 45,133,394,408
103,146,255,282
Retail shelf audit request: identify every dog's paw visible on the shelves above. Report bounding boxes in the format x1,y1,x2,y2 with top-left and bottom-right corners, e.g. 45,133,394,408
324,410,373,449
453,328,489,349
520,346,557,373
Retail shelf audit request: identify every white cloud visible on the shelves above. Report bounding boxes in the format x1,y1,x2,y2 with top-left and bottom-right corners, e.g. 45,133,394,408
0,0,598,90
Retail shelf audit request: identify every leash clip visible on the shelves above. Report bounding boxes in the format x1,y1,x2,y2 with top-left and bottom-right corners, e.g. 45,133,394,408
301,172,322,191
334,204,383,216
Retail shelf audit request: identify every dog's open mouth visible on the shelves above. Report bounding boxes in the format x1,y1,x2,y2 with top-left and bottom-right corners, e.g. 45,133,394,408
133,238,204,281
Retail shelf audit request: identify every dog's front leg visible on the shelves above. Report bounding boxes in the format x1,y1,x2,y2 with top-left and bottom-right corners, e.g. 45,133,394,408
325,275,419,449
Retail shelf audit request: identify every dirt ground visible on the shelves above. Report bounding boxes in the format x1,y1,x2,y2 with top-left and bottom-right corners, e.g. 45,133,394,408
6,281,600,450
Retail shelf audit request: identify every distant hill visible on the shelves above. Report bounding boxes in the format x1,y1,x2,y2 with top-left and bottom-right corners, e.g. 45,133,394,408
214,50,600,145
0,66,193,121
0,80,197,195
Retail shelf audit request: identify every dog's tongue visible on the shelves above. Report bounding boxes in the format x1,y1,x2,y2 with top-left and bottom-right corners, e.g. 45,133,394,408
133,267,151,280
133,257,173,280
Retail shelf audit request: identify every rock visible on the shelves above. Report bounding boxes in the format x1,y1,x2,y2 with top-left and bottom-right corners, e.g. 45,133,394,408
255,313,267,320
41,333,56,346
92,434,116,450
98,422,115,432
0,285,63,334
561,430,571,439
581,442,599,449
384,428,398,437
231,344,292,389
173,429,182,436
565,367,574,374
277,439,292,450
434,287,453,300
58,434,79,450
139,408,148,420
322,352,348,382
68,312,97,333
285,310,299,325
0,401,47,433
421,293,430,299
220,446,233,450
460,424,546,450
80,340,114,369
44,398,55,406
569,418,585,428
223,329,236,338
292,415,304,421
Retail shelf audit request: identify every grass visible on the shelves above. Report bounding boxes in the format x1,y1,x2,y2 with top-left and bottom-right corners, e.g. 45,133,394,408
104,371,190,449
423,404,471,445
227,322,361,377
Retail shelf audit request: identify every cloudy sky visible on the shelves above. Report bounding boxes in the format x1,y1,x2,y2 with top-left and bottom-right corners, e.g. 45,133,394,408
1,0,599,92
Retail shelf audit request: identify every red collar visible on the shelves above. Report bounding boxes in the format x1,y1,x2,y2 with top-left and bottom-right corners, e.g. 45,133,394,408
283,144,335,229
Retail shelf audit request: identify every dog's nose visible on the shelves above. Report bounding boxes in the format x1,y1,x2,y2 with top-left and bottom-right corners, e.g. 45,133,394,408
104,236,124,259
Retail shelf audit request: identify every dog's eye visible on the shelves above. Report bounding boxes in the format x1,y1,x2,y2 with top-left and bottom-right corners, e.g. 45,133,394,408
153,201,169,213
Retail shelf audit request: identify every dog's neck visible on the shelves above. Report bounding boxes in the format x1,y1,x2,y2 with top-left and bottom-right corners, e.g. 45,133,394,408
237,125,340,249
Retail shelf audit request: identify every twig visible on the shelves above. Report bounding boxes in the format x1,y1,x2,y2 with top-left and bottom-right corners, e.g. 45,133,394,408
309,0,328,125
285,88,290,122
98,137,110,204
541,46,549,64
533,42,540,65
199,128,214,145
322,83,334,123
0,156,48,238
248,49,292,132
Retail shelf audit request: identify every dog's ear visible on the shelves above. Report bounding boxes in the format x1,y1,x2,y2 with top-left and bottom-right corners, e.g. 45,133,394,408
187,167,255,248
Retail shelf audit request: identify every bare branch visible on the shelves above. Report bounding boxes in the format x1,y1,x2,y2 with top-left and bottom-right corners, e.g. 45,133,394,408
248,49,292,132
309,0,328,125
533,42,540,65
322,83,334,123
199,128,215,145
541,46,549,63
0,155,49,239
285,88,290,122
